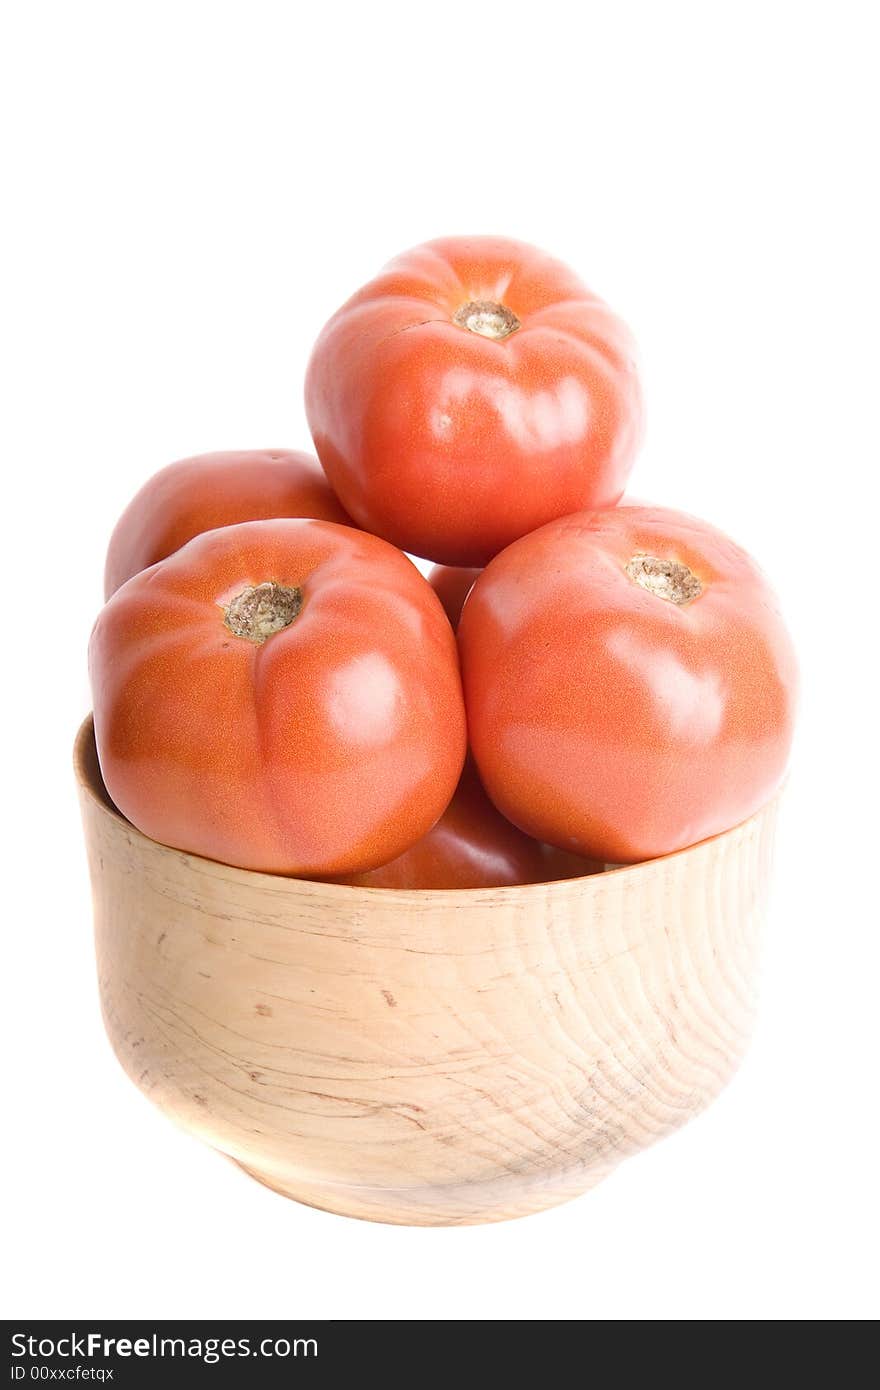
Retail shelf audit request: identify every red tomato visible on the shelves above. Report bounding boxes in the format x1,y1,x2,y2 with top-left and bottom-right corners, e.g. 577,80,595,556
305,236,644,566
333,761,601,889
427,564,481,631
90,519,466,876
104,449,353,597
458,505,798,864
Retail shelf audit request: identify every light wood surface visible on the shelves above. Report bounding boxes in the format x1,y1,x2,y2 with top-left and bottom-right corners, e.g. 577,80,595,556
75,716,777,1225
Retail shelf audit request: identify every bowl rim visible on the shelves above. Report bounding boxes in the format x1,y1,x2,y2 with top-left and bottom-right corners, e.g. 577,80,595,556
74,713,775,902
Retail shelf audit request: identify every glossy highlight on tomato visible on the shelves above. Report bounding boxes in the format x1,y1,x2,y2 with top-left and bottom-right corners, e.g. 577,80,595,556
90,518,466,876
458,505,798,864
104,449,353,597
332,761,601,889
305,236,644,566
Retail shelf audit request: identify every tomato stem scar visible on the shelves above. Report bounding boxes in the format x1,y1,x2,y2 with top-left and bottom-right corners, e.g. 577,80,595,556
224,582,303,643
625,554,702,605
452,300,521,340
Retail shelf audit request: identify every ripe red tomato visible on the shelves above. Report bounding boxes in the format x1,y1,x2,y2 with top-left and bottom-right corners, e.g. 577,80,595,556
90,519,466,876
458,505,798,864
305,236,644,566
427,564,481,631
104,449,353,597
333,761,601,889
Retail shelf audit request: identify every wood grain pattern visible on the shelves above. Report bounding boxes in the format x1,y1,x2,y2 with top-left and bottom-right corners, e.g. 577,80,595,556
75,716,777,1225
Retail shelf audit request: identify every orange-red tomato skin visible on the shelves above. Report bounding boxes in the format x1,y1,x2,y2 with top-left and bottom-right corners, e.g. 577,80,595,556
427,564,482,631
332,761,600,890
458,505,798,864
90,519,466,876
305,237,644,566
104,449,353,597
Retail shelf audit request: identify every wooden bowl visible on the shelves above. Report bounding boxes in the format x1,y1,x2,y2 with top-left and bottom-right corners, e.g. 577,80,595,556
75,716,777,1226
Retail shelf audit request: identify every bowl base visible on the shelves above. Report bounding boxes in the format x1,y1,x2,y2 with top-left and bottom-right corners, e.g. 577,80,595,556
231,1155,619,1226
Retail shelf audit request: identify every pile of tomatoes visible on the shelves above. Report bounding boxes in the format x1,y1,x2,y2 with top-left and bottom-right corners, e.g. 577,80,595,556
89,237,797,889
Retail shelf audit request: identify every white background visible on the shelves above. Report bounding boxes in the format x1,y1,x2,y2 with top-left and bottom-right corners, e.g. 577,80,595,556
2,1,878,1321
